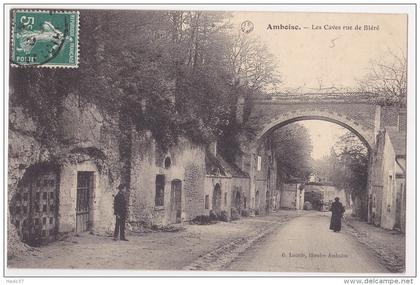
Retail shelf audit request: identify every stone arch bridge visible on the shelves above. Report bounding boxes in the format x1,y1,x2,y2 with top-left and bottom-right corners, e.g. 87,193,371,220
244,92,382,150
235,92,405,226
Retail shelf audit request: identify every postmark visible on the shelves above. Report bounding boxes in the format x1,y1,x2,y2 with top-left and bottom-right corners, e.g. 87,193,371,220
241,20,254,34
11,10,79,68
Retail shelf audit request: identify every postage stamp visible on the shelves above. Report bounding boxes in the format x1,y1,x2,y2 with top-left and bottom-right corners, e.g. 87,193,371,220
11,10,79,68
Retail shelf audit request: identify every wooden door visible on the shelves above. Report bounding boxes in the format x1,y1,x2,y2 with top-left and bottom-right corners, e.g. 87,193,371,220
255,191,260,209
11,169,58,246
212,184,222,214
171,180,182,223
76,172,93,233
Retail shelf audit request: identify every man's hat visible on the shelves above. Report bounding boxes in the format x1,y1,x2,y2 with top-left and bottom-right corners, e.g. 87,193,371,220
118,183,127,190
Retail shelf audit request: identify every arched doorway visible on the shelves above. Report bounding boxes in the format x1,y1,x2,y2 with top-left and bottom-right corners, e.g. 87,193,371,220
212,183,222,215
10,164,59,246
234,190,241,211
255,190,260,211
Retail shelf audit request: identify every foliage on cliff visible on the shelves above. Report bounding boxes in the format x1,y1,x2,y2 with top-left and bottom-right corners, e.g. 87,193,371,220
10,10,280,154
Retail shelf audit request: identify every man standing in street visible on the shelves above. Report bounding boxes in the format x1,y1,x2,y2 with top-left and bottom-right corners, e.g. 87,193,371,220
114,183,128,241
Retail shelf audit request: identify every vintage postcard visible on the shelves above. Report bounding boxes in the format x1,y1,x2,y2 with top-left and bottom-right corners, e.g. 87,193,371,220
3,4,416,281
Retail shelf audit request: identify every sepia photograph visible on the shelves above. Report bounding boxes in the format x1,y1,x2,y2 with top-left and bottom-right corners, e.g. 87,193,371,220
2,3,416,280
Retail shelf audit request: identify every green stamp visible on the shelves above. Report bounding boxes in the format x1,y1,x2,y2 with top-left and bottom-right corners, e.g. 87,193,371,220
11,10,79,68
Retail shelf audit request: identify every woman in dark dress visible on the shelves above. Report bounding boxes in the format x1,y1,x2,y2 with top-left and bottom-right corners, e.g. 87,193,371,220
330,197,345,232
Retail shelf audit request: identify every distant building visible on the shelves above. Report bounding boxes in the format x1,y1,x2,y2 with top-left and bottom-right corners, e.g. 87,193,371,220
304,183,347,211
280,178,305,210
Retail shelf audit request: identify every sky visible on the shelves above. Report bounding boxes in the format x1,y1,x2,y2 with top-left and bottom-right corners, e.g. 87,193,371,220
232,11,407,91
297,120,348,160
231,11,406,158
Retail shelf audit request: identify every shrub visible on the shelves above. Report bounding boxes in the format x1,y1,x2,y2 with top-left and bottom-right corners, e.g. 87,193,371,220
220,210,229,222
241,209,249,217
209,210,218,221
231,208,240,220
191,215,214,225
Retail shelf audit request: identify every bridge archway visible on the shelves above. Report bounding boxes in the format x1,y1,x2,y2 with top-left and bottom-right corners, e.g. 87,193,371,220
253,110,375,151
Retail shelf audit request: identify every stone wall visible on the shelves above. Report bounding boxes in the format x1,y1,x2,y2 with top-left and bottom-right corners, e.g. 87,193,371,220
128,133,206,227
8,90,214,259
183,156,207,220
380,131,398,230
57,161,115,235
253,144,276,214
280,183,298,209
368,130,385,226
8,93,122,258
232,177,251,211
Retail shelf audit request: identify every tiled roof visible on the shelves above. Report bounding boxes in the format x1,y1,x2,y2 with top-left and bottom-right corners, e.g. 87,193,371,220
385,127,406,156
205,151,249,178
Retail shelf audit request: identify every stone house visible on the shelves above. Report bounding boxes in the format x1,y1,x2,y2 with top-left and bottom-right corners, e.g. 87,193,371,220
279,179,305,210
128,131,207,228
368,110,406,232
204,148,250,219
377,127,406,231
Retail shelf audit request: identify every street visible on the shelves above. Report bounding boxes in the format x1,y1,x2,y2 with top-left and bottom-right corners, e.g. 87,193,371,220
227,212,388,273
8,211,397,273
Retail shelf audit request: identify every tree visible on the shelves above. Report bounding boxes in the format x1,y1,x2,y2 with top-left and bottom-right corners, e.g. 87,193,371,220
217,30,281,163
358,51,407,107
226,31,280,92
326,131,369,219
269,123,313,179
10,10,280,162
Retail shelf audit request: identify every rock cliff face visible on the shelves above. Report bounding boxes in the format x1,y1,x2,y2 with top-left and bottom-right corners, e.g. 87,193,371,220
7,93,210,259
8,94,123,258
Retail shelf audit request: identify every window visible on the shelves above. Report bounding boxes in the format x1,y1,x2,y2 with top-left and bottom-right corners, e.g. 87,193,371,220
205,195,209,209
164,157,172,169
155,175,165,207
257,156,262,171
224,192,227,205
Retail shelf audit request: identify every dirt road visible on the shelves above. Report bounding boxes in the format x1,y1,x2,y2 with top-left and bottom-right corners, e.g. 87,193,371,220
8,211,395,273
7,211,300,271
226,212,389,273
